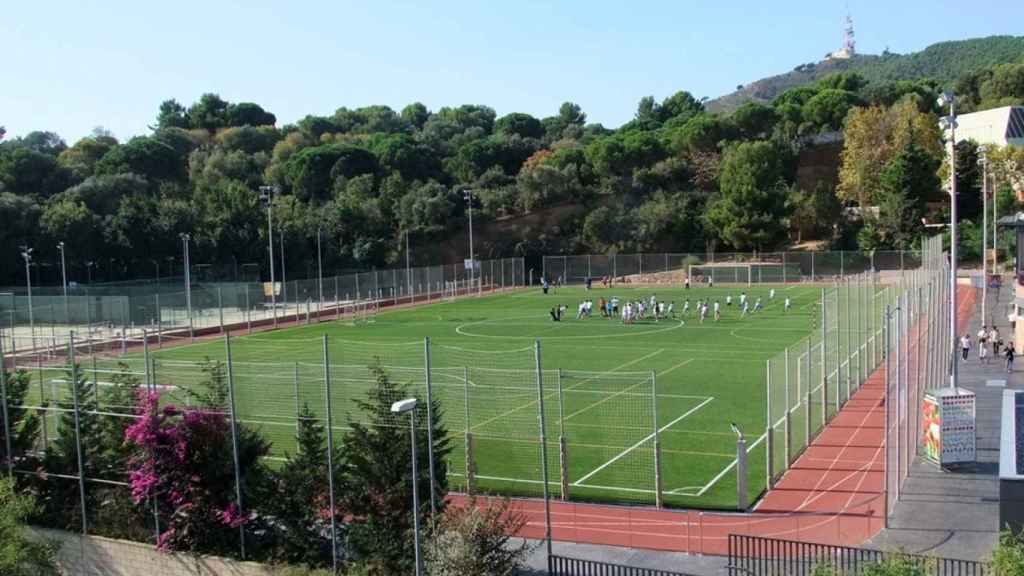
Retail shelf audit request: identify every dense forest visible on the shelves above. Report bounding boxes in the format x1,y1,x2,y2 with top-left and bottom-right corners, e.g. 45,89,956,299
2,53,1024,288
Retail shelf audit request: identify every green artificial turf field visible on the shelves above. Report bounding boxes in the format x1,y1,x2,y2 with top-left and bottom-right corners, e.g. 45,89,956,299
135,283,836,510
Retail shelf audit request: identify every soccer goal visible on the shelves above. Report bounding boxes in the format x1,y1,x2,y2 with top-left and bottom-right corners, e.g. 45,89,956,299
688,262,797,285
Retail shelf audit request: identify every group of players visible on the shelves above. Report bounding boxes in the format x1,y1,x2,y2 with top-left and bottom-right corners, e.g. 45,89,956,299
549,286,793,324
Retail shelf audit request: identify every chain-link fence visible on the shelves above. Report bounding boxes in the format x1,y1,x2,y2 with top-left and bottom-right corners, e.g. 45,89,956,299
763,236,950,526
542,251,919,286
0,257,525,356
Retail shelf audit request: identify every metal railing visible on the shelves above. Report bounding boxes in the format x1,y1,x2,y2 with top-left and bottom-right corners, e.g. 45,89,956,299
550,554,700,576
727,534,988,576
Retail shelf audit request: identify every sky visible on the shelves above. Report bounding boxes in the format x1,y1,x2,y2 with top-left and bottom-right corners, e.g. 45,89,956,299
2,0,1022,143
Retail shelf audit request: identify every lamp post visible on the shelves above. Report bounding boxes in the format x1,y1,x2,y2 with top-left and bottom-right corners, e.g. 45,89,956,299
464,189,476,295
259,185,280,327
938,91,958,389
979,146,989,326
57,241,69,325
390,398,423,576
179,233,193,340
19,246,34,349
406,229,412,297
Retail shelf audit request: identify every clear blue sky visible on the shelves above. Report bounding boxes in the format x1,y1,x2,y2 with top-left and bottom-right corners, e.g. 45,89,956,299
3,0,1021,143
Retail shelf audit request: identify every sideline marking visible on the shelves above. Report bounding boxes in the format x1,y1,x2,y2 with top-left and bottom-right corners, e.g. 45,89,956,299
573,396,714,486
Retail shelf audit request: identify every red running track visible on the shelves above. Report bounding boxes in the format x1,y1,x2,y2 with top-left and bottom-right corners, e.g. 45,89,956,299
451,287,977,556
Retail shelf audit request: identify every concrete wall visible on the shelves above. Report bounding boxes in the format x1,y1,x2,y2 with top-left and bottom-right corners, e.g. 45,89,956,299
36,528,275,576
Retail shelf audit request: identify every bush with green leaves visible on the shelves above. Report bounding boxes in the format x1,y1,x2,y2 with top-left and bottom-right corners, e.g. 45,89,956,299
425,496,534,576
0,477,60,576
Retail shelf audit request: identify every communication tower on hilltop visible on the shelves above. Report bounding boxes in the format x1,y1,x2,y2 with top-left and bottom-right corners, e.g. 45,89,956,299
825,13,856,60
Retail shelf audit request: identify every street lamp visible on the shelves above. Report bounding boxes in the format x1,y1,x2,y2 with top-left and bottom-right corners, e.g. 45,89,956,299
979,145,990,326
938,90,959,389
258,185,280,327
179,233,193,340
57,241,69,325
463,189,476,295
19,246,34,349
390,397,423,576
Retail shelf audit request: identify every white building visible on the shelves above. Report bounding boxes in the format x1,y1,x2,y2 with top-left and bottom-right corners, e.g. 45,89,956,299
954,106,1024,147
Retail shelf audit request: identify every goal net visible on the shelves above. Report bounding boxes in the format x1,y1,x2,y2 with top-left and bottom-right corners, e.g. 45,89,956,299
687,262,798,285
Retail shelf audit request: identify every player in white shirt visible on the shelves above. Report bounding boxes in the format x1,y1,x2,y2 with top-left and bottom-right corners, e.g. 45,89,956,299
726,294,733,307
667,301,675,318
754,297,763,312
699,302,708,323
683,299,690,316
784,297,792,312
713,300,721,321
739,292,747,306
576,301,587,319
657,301,665,319
741,300,750,317
769,288,776,300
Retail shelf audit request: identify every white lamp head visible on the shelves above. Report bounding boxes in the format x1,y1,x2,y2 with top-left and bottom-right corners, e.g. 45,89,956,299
937,91,955,108
390,398,418,414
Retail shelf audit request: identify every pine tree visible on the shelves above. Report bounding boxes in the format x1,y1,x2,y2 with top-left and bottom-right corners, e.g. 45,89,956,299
268,404,344,567
341,360,450,575
38,363,104,531
0,370,41,477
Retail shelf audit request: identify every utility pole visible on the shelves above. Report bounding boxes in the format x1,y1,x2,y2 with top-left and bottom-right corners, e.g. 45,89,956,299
979,146,989,326
57,241,69,324
179,233,193,340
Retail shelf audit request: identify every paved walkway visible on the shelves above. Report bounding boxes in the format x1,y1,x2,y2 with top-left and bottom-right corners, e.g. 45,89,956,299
866,281,1009,561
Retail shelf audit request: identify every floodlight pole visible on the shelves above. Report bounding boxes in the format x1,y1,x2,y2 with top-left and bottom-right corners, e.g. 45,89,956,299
980,148,988,326
179,234,193,340
316,225,324,314
259,186,279,327
20,246,34,349
58,241,69,324
406,229,412,297
940,92,958,389
464,189,476,295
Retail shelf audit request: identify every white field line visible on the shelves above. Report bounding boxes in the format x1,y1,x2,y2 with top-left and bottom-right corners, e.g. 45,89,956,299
469,349,665,432
562,358,694,422
694,430,767,496
573,396,714,486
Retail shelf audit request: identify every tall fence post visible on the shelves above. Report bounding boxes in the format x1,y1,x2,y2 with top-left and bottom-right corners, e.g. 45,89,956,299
651,369,663,508
805,338,811,445
423,337,437,517
845,276,852,402
765,360,774,489
218,285,225,333
883,304,891,528
463,366,475,495
156,293,163,347
321,335,339,574
784,347,791,466
223,334,246,559
834,283,842,413
293,362,301,437
895,294,903,504
534,340,553,560
68,332,89,535
736,433,747,510
557,369,569,501
0,334,12,478
821,288,828,425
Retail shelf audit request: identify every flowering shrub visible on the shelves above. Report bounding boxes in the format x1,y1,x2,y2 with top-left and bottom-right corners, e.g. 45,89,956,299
126,390,269,555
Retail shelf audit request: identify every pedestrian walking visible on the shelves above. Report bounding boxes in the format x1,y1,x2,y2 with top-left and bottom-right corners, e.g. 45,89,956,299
960,333,971,361
1006,343,1015,373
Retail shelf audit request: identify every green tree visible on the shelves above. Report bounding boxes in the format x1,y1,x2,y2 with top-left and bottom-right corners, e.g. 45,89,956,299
495,113,544,139
801,89,861,132
0,478,60,576
226,102,277,127
425,496,533,576
0,370,41,474
858,142,937,250
991,529,1024,576
156,99,189,129
341,362,450,575
188,93,232,130
267,404,343,567
705,141,790,250
788,182,842,243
